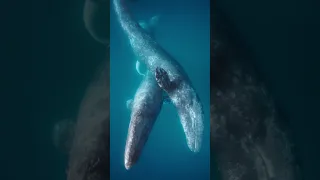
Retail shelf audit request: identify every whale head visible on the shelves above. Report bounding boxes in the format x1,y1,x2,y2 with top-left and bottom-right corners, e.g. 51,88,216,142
124,76,163,169
124,107,160,170
155,67,204,153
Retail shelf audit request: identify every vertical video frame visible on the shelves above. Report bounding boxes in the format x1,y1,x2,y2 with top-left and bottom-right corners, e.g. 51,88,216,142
110,0,210,179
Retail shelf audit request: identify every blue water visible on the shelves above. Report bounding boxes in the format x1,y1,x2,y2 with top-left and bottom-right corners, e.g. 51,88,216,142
110,0,210,179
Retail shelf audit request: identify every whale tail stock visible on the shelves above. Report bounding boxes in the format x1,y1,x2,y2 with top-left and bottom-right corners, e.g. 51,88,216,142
137,14,160,39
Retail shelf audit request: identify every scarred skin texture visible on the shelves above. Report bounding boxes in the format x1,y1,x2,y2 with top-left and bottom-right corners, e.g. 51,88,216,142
210,9,302,180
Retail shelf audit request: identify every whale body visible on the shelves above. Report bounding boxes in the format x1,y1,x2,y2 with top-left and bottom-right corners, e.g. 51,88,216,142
113,0,204,153
123,16,167,170
124,71,163,170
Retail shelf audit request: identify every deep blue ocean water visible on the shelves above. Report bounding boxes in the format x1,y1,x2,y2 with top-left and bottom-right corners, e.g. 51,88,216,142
110,0,210,179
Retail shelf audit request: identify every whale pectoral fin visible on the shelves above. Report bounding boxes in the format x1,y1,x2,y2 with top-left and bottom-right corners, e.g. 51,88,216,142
138,15,160,37
126,99,133,110
138,21,147,30
155,67,178,92
149,15,160,28
135,60,146,76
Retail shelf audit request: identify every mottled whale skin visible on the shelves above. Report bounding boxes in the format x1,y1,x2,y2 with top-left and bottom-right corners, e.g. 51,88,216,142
124,71,163,170
124,17,165,170
113,0,204,152
210,9,301,180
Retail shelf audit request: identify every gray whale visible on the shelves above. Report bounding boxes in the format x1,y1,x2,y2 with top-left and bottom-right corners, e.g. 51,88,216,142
124,71,163,170
123,16,168,170
113,0,204,153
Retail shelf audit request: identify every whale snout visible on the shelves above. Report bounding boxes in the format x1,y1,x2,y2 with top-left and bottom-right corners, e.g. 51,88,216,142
124,155,135,170
186,132,202,153
175,89,204,153
124,113,158,170
183,111,203,153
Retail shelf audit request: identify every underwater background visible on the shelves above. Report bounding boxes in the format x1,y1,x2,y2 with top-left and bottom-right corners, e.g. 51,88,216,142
4,0,319,180
110,0,210,179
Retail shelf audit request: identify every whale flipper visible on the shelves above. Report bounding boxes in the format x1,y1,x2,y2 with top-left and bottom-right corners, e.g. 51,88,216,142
135,60,146,76
155,67,181,93
126,99,133,110
138,15,160,38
